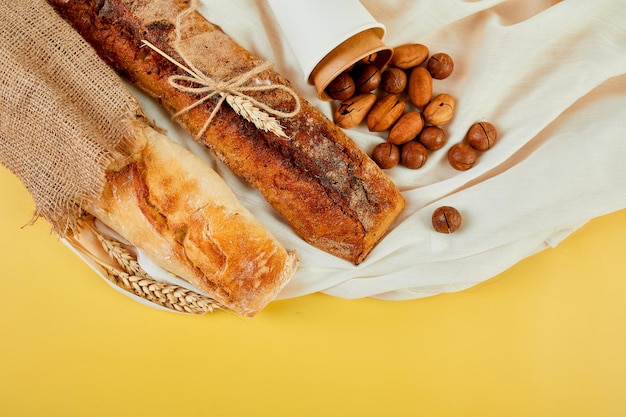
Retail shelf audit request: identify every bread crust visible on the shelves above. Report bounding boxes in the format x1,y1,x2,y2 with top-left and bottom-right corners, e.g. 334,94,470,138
87,120,297,317
49,0,405,264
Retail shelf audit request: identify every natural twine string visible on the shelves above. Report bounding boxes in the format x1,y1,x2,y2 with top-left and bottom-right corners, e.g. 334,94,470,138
141,0,300,139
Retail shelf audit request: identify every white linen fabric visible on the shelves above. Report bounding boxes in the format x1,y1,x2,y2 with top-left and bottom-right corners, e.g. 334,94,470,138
131,0,626,301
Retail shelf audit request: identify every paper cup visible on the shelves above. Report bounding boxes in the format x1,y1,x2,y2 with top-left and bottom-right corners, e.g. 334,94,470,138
267,0,393,100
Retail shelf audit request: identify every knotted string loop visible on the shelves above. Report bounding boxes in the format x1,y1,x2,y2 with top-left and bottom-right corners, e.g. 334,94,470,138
141,1,300,139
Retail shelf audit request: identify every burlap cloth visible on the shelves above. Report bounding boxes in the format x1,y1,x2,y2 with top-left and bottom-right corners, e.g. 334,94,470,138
0,1,138,236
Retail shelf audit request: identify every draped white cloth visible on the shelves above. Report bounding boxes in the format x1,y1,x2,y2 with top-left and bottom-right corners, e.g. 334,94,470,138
132,0,626,301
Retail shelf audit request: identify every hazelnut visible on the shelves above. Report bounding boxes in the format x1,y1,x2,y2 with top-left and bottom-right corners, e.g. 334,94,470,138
367,94,406,132
418,126,446,151
448,143,477,171
371,142,400,169
388,111,424,145
426,53,454,79
466,122,498,151
353,64,382,93
326,72,356,101
432,206,462,233
401,141,428,169
423,94,456,126
391,43,429,69
380,67,407,94
326,72,355,101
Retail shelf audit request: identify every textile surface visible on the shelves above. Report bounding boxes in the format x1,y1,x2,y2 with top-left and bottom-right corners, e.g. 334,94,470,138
174,0,625,300
3,0,625,301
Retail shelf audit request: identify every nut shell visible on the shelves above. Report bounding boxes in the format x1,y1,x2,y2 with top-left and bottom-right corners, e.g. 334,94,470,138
423,94,456,126
392,43,429,69
427,53,454,79
333,93,377,129
447,143,477,170
407,66,433,110
380,67,407,94
326,72,355,101
400,141,428,169
388,111,424,145
367,94,406,132
432,206,462,233
466,122,498,151
371,142,400,169
418,126,446,150
353,64,382,93
360,53,378,65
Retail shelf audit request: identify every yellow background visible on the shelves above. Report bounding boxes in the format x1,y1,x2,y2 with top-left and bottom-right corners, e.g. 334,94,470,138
1,164,625,417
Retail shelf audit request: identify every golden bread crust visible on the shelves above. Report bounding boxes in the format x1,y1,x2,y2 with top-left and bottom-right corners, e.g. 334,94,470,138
87,122,297,317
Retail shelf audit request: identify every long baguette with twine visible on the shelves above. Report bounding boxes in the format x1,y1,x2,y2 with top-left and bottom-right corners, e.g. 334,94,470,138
67,216,222,315
140,0,301,140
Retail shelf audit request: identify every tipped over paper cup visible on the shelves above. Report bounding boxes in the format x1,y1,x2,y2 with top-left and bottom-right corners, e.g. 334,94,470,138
267,0,393,100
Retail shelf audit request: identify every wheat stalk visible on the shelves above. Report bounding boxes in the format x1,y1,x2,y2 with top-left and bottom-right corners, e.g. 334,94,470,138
226,94,288,139
92,230,146,277
102,264,220,314
72,216,222,315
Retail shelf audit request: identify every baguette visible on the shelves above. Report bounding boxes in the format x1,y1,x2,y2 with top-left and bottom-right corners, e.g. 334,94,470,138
49,0,405,264
86,118,297,317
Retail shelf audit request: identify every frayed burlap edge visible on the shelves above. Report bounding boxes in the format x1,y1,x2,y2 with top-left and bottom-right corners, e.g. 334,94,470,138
0,1,140,236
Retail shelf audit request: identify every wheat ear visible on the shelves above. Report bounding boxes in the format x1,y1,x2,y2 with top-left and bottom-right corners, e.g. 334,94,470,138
102,264,220,314
72,217,222,315
226,94,288,139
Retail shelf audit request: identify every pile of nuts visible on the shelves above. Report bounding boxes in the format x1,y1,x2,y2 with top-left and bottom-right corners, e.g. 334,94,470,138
326,43,502,234
327,43,498,173
447,121,498,171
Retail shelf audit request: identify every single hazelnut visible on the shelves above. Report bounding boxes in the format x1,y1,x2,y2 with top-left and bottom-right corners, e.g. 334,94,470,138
401,141,428,169
326,72,355,101
380,67,407,94
427,53,454,79
353,64,382,93
466,122,498,151
432,206,462,233
418,126,446,150
448,143,477,170
371,142,400,169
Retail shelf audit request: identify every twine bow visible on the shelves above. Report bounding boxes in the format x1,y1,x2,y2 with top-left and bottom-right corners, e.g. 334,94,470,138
141,2,300,139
